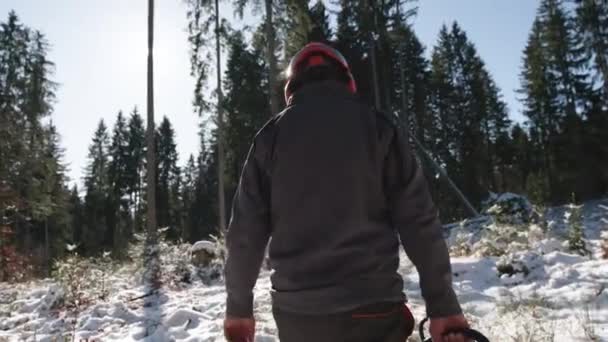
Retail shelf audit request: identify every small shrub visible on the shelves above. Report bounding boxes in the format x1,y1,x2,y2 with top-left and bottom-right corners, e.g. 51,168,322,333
493,292,556,341
449,233,472,257
566,203,589,256
475,223,530,257
95,251,115,300
483,193,539,225
52,253,92,310
161,241,192,288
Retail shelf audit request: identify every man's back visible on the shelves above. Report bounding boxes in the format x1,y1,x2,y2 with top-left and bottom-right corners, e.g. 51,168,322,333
262,81,405,313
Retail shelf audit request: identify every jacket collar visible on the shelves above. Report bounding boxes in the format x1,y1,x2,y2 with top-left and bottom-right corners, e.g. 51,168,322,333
287,80,355,106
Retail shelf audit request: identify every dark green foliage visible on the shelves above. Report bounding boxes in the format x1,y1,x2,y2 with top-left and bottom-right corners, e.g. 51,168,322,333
108,111,131,259
428,23,512,217
156,116,181,240
126,108,146,235
573,0,608,101
223,31,269,200
83,120,110,255
192,132,219,241
308,0,332,42
0,11,70,276
68,186,84,247
520,0,606,203
567,202,588,256
180,155,198,242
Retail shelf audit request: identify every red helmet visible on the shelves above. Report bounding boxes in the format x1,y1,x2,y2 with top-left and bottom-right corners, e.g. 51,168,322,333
284,42,357,103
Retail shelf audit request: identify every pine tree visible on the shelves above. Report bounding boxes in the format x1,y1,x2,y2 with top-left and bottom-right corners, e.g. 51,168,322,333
83,120,111,255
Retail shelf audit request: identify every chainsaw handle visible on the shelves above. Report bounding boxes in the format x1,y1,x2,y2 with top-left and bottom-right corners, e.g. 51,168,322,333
419,317,490,342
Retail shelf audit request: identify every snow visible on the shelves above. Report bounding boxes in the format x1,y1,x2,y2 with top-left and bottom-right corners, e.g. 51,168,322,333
1,198,607,341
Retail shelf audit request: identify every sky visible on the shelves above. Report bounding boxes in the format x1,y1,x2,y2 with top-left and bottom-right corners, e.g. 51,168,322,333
0,0,539,187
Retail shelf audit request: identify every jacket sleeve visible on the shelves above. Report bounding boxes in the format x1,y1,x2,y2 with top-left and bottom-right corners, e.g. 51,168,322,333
384,124,462,318
225,139,271,318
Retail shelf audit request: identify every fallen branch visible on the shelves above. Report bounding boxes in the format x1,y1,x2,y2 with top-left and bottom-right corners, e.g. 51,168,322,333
127,290,157,302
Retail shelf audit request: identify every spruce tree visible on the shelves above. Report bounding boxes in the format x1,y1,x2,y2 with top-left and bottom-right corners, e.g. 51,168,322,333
521,0,593,202
309,0,332,42
509,124,533,193
574,0,608,102
193,131,219,241
0,12,29,186
180,155,198,242
573,0,608,197
284,0,312,59
108,111,131,258
392,24,429,142
0,12,65,270
68,185,84,248
428,23,511,215
156,116,180,240
126,108,146,235
520,18,555,202
223,31,269,202
83,120,111,255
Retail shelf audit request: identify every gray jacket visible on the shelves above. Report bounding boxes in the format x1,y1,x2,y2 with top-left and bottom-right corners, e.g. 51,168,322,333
224,81,461,319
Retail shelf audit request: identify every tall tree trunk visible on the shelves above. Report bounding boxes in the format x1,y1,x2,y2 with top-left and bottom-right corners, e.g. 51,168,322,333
265,0,280,115
145,0,159,286
399,49,409,131
215,0,227,232
368,1,381,110
44,218,49,276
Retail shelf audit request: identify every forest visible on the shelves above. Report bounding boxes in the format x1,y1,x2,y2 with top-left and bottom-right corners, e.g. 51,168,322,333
0,0,607,279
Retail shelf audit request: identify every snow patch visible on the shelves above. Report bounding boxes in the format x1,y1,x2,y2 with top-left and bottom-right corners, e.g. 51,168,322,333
191,241,215,254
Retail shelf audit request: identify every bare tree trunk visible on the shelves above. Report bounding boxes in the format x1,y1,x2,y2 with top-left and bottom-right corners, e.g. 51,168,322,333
265,0,280,115
215,0,227,232
44,219,49,276
145,0,159,287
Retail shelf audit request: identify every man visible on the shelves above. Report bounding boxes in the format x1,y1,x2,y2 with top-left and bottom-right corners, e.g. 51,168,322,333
223,42,469,342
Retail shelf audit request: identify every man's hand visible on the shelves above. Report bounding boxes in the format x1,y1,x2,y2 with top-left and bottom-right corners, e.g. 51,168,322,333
430,314,470,342
224,317,255,342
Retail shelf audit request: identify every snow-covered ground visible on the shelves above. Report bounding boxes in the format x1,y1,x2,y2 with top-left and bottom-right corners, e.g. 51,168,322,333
1,198,607,342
